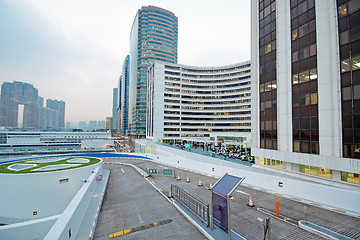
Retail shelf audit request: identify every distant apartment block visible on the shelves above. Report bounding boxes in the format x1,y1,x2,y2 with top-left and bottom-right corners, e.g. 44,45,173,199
0,81,39,128
147,61,251,146
129,6,178,137
46,99,66,129
0,81,66,130
251,0,360,184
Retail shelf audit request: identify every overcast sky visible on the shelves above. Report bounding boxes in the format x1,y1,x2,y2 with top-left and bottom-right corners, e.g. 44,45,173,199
0,0,250,126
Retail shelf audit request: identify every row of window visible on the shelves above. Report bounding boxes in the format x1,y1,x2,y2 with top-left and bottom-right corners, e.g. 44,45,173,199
182,70,251,79
164,81,250,89
180,105,250,110
181,111,251,116
182,93,251,100
181,88,250,95
259,157,359,184
180,99,251,105
165,128,251,132
165,64,250,73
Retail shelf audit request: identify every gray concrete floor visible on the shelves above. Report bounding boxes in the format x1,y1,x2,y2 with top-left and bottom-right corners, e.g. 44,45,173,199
93,163,207,240
99,158,360,240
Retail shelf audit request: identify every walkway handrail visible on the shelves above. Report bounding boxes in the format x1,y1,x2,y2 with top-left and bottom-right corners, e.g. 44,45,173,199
171,184,210,227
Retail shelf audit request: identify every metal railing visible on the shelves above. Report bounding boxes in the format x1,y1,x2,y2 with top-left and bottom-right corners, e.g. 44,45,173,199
158,142,254,166
171,184,210,227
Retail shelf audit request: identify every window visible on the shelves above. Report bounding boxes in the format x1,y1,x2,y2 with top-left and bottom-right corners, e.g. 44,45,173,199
309,44,317,56
341,58,351,73
354,85,360,99
338,4,347,16
342,86,352,101
341,171,359,184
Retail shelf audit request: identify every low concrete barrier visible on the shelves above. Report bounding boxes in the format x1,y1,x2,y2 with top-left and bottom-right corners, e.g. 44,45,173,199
44,167,103,240
0,215,60,239
138,140,360,215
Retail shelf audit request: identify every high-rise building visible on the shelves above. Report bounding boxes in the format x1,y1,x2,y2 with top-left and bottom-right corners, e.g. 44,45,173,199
120,55,130,136
106,117,112,130
117,76,122,133
0,81,39,129
147,61,251,146
112,88,118,131
251,0,360,184
129,6,178,137
46,108,59,130
38,97,44,108
38,107,47,130
46,99,65,129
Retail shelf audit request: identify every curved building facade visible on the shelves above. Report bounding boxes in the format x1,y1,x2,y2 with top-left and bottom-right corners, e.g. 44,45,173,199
147,61,251,146
129,6,178,137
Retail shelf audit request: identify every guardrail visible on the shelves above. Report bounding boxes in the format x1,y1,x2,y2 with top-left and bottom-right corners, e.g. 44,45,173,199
158,142,254,166
171,184,210,227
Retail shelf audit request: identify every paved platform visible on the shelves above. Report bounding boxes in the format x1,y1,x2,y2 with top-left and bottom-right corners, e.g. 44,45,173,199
101,158,360,240
93,164,207,240
173,200,246,240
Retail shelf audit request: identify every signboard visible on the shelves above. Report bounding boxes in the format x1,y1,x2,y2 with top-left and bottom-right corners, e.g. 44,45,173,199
212,192,228,231
211,173,245,234
148,169,157,174
163,169,173,175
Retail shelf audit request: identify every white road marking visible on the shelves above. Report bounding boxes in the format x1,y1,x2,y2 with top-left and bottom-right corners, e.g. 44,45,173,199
137,213,144,224
121,168,124,173
236,190,250,195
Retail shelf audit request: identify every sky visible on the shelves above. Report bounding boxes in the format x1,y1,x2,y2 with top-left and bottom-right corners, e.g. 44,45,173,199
0,0,251,127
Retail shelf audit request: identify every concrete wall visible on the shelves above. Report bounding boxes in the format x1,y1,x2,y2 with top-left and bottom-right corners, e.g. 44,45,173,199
0,215,60,240
44,166,102,240
139,140,360,213
0,161,102,220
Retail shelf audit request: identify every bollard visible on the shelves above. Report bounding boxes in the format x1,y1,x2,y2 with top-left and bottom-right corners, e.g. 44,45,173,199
198,178,203,187
247,195,255,207
208,181,212,190
186,176,190,183
169,188,172,198
276,200,279,217
177,174,181,181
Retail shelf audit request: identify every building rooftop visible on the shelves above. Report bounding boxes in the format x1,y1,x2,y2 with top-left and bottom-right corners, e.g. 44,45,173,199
0,156,100,174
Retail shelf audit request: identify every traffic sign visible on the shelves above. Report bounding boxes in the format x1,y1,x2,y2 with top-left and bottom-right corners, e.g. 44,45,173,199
148,169,157,174
163,169,173,175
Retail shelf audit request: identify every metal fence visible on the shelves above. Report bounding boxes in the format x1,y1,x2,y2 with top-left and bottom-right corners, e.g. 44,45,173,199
171,184,210,227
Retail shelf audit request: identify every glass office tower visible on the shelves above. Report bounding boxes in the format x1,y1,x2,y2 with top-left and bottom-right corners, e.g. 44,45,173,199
129,5,178,137
120,55,130,136
251,0,360,184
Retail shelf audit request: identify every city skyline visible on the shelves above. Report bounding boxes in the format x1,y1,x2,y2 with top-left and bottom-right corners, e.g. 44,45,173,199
0,0,251,125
